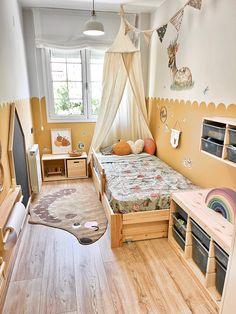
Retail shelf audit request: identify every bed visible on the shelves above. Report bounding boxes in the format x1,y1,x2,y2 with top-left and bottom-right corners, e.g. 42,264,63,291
91,148,196,248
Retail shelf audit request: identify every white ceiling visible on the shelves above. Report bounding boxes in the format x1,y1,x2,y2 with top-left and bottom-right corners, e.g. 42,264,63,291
19,0,167,13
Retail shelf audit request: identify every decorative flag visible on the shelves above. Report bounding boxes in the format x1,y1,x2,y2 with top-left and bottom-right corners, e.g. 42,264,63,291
143,30,154,45
188,0,202,10
170,9,184,32
156,24,168,43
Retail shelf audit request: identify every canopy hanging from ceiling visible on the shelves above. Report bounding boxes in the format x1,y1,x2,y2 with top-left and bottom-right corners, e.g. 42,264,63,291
89,14,153,158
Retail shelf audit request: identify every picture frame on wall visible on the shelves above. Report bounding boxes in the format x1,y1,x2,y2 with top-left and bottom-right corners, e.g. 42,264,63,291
51,128,72,154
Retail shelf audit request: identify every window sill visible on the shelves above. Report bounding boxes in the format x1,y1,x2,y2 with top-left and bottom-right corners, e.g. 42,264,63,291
47,117,97,123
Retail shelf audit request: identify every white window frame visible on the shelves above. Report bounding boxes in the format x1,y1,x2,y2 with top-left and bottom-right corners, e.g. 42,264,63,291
42,48,101,123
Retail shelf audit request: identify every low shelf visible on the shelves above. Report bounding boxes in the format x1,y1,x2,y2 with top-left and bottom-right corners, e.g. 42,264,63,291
41,152,88,182
169,189,233,311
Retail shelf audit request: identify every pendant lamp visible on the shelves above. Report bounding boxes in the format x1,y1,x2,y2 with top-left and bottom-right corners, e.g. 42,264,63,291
83,0,105,36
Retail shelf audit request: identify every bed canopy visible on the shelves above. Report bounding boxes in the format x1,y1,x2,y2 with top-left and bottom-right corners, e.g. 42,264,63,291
89,11,153,157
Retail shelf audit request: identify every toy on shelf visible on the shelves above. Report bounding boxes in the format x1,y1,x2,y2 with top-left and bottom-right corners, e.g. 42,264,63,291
205,188,236,223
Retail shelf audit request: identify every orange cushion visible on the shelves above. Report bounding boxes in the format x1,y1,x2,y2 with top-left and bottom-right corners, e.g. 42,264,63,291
143,138,156,155
113,140,131,156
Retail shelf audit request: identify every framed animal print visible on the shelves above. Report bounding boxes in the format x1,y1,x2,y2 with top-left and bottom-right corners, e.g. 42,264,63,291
51,128,72,154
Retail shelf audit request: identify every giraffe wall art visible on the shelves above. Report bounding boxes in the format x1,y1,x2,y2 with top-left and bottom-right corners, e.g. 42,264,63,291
167,38,194,90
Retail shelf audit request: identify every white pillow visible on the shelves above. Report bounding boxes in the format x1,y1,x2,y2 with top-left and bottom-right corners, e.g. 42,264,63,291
127,139,144,154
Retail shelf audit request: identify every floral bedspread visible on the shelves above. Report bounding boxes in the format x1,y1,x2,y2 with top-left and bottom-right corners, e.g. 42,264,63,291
97,153,197,214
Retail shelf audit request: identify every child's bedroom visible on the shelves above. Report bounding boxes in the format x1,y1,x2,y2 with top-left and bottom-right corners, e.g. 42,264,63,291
0,0,236,312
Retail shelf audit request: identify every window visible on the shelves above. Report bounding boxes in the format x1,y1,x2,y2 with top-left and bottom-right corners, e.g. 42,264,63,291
44,48,104,122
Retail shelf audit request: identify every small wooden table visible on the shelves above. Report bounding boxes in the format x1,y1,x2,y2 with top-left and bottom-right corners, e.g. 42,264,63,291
41,153,88,182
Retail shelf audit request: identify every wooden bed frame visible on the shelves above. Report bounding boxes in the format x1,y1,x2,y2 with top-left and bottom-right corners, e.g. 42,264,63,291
91,148,170,248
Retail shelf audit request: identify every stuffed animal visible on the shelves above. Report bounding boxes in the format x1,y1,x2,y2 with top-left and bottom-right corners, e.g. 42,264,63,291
127,139,144,154
113,139,131,155
143,138,156,155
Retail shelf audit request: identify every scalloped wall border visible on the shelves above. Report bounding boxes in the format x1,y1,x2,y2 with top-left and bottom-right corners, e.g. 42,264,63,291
146,97,236,110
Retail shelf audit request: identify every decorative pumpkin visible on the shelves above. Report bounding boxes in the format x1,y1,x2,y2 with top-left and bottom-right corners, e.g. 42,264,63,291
113,140,131,156
143,138,156,155
127,139,144,154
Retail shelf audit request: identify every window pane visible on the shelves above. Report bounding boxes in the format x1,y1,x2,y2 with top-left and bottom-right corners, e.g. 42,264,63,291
68,82,82,99
69,99,84,115
90,63,103,82
51,63,66,81
66,52,81,63
90,50,104,64
54,98,84,116
51,51,66,62
53,82,68,99
91,82,102,115
67,63,82,81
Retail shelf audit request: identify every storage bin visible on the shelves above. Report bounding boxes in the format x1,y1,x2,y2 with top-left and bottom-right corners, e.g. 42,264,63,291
214,242,229,269
172,212,187,239
229,128,236,145
192,233,209,275
176,204,188,221
203,123,226,141
191,219,210,250
226,145,236,163
201,138,223,158
215,259,227,295
172,226,185,251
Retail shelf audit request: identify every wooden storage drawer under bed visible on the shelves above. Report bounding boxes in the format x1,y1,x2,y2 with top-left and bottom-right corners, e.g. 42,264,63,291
66,158,87,178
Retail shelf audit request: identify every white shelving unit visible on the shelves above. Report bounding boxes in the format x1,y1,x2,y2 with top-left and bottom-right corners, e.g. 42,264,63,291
201,117,236,167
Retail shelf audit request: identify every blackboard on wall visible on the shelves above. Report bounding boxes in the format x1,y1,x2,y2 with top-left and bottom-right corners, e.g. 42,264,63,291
12,111,30,207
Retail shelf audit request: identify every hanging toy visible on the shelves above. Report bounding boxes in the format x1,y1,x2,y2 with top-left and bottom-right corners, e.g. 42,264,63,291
170,120,181,148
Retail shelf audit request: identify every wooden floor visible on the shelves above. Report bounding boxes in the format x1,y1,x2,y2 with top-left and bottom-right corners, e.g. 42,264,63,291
3,180,217,314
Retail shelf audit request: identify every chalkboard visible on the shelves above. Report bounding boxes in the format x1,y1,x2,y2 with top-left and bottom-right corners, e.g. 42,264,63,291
12,111,30,207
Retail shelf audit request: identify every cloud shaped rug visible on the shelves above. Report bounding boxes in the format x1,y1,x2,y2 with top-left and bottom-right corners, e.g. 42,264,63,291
29,183,107,245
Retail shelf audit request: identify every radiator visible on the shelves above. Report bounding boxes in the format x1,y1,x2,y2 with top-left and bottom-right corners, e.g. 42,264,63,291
28,144,42,193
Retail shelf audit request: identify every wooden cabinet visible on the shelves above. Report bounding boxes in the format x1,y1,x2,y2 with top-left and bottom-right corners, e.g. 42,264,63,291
168,189,233,311
41,153,88,182
201,117,236,167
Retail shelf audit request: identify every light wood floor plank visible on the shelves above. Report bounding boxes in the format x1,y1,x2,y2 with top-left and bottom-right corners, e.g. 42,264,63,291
40,228,77,314
98,226,117,263
150,238,217,314
11,224,49,281
73,241,115,314
3,278,42,314
105,242,169,314
136,240,193,314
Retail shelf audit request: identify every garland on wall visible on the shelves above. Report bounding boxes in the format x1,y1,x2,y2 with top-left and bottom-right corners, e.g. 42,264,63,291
121,0,202,45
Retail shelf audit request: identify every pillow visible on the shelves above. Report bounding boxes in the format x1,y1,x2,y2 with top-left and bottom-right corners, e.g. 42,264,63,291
113,140,131,156
143,138,156,155
127,139,144,154
100,145,113,155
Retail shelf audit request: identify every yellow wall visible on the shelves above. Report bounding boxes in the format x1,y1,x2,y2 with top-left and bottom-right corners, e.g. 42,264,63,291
31,97,96,155
0,99,34,204
147,98,236,189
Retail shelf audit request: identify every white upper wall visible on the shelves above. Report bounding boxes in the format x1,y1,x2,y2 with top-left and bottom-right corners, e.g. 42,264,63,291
148,0,236,106
0,0,30,103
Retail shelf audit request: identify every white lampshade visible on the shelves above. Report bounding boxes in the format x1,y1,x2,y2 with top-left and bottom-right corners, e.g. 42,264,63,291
83,15,104,36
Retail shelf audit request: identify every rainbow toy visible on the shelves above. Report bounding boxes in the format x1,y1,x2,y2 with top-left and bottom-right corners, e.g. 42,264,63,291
205,188,236,223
